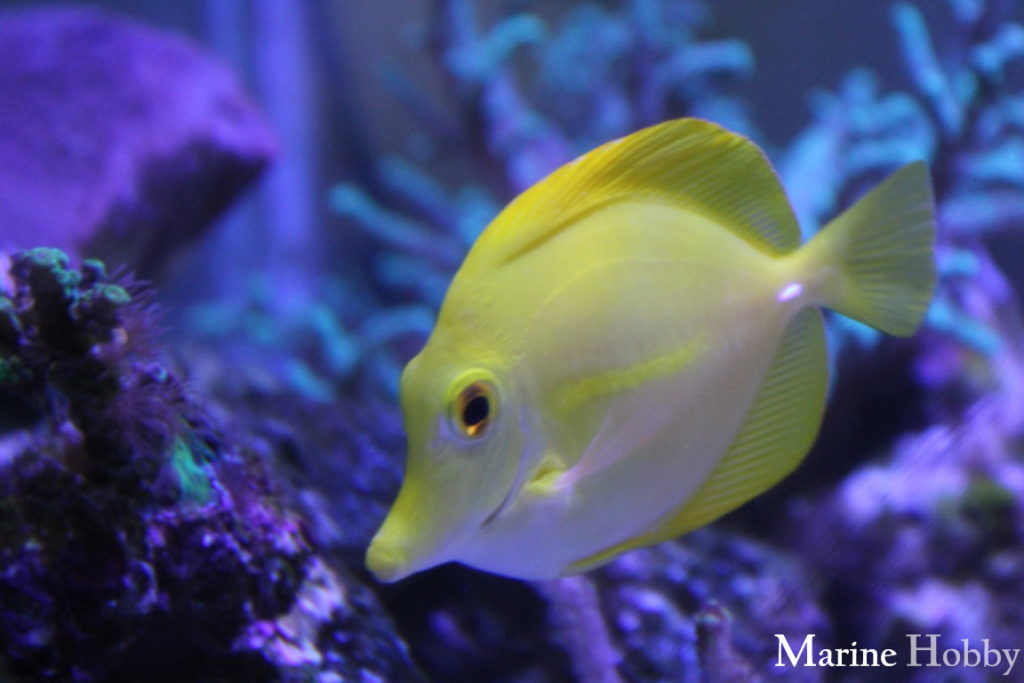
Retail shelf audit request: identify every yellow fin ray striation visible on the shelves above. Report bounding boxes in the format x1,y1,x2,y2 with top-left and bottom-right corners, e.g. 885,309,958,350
568,307,827,573
468,118,803,270
802,161,936,337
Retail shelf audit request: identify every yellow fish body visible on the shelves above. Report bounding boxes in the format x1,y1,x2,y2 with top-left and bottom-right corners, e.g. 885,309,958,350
366,118,935,582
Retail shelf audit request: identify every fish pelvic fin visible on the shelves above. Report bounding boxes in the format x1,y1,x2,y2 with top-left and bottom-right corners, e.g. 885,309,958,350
801,161,936,336
566,307,828,574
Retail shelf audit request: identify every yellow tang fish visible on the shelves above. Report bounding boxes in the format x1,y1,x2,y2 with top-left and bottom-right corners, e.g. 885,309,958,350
366,118,935,582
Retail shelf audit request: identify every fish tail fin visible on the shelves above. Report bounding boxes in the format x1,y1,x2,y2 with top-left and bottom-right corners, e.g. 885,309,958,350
801,161,936,336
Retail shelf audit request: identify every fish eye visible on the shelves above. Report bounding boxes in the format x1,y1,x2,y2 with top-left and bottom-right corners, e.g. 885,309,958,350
453,380,497,439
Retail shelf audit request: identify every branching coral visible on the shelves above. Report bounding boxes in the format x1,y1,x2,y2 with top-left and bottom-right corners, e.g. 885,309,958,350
329,0,756,394
770,0,1024,667
184,272,435,402
316,1,1024,680
329,0,1023,404
789,301,1024,665
334,0,1023,393
781,0,1024,362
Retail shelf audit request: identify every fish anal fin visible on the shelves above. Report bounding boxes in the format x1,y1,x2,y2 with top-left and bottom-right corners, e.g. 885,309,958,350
471,119,801,270
567,308,827,574
566,540,633,575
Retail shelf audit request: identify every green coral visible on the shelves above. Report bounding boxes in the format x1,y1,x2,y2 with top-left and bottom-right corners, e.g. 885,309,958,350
9,248,135,355
21,247,80,296
0,296,21,349
170,436,212,505
0,248,178,482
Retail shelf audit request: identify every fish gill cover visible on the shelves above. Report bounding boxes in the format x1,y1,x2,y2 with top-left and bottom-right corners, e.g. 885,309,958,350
0,0,1022,681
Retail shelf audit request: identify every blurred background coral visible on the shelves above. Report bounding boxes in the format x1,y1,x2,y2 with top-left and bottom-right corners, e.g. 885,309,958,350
1,1,1023,681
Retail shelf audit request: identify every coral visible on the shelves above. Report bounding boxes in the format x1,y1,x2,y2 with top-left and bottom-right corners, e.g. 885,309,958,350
732,2,1024,676
785,255,1024,681
537,576,624,683
327,0,1024,400
183,273,434,401
25,0,1011,680
593,530,829,683
334,0,755,288
789,422,1024,680
0,250,422,681
0,6,276,276
1,247,172,476
327,0,756,394
298,1,1024,680
314,526,825,682
761,8,1024,673
780,0,1024,358
180,358,410,551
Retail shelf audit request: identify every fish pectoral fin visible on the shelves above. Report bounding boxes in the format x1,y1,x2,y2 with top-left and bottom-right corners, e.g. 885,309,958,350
516,443,573,498
556,375,682,489
555,337,705,489
524,466,565,496
567,308,827,573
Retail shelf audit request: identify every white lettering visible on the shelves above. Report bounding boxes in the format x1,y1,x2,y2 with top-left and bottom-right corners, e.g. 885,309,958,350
777,633,1016,674
775,634,815,667
907,634,941,667
1002,648,1019,677
963,640,980,667
985,640,1001,669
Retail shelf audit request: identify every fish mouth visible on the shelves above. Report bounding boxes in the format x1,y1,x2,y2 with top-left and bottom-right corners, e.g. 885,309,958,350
366,518,463,583
365,536,411,583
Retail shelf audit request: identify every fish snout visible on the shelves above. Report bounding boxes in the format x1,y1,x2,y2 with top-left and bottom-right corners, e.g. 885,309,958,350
365,458,476,581
365,535,410,583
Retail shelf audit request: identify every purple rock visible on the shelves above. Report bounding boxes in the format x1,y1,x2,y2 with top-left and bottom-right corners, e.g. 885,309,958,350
0,6,276,274
0,252,423,680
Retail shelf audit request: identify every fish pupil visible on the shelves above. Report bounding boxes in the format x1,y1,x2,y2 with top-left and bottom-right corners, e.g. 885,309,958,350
462,395,490,435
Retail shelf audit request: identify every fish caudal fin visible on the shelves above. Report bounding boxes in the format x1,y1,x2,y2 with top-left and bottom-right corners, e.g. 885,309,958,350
803,161,936,336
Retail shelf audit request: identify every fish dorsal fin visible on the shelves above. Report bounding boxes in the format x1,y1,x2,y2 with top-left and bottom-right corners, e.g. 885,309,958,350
567,307,827,574
469,118,801,268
